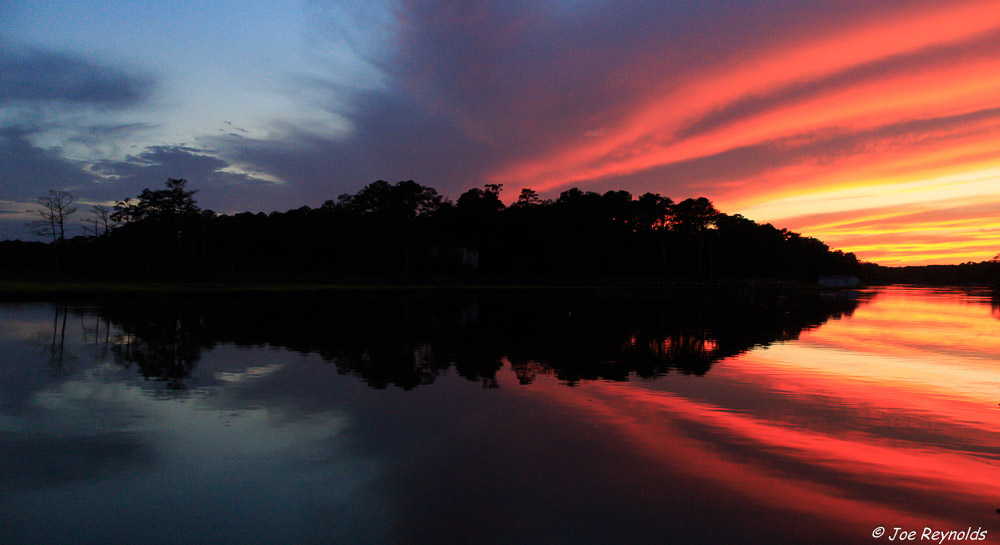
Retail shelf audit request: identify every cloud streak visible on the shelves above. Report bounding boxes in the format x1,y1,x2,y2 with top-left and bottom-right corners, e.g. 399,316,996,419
461,0,1000,264
490,1,1000,187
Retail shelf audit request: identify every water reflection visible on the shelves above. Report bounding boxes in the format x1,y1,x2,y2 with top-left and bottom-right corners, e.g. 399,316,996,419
605,286,1000,535
1,287,998,545
73,290,867,390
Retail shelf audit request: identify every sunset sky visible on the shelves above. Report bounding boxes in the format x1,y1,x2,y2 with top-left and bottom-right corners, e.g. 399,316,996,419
3,1,1000,265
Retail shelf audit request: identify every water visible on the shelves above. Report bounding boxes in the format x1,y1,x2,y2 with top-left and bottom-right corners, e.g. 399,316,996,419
1,286,997,544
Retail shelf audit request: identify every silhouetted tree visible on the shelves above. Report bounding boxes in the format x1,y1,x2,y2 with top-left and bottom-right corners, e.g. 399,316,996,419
457,183,505,214
513,187,545,208
451,184,507,270
631,192,673,231
671,197,719,234
629,192,674,271
83,204,113,237
335,180,445,218
326,180,447,273
104,179,205,277
117,178,200,223
6,177,875,282
109,197,140,225
25,189,78,275
27,190,77,243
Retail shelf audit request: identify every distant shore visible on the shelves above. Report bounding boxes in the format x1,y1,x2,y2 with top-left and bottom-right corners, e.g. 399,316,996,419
0,276,822,299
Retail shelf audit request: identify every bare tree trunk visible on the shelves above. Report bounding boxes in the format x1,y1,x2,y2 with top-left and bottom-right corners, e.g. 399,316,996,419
27,190,77,276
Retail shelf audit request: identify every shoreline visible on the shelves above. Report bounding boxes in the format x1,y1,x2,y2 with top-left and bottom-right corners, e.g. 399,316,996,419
0,277,821,299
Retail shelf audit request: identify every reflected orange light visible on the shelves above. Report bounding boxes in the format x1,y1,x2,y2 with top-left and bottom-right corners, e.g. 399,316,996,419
505,287,1000,529
511,372,981,532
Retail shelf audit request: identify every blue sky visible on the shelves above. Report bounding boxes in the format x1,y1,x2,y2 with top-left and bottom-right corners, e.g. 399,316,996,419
2,0,395,234
2,1,391,139
4,1,1000,264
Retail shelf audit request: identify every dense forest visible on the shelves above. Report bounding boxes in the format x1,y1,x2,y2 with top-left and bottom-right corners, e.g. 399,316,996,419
864,261,1000,285
2,178,876,282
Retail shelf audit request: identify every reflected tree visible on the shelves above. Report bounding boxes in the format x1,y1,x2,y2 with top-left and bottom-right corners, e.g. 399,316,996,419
84,290,870,391
102,303,211,390
45,304,70,376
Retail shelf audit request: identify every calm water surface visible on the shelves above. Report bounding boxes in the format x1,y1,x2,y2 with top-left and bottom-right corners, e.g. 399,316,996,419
1,286,998,544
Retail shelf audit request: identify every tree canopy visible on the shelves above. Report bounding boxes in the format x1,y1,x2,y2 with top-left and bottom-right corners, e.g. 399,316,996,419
112,178,200,224
3,178,870,282
329,180,445,219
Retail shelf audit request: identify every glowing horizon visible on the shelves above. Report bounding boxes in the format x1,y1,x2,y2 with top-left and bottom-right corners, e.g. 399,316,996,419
487,1,1000,266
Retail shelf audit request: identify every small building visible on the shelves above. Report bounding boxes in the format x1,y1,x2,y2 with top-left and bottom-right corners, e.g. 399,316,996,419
427,235,479,270
818,275,860,288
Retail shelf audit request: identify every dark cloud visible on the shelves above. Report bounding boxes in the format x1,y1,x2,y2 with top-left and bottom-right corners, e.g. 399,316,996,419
383,0,922,153
0,47,154,107
212,0,929,204
92,145,232,181
89,144,284,213
66,122,159,146
0,126,102,240
209,91,494,205
0,129,287,240
0,126,98,201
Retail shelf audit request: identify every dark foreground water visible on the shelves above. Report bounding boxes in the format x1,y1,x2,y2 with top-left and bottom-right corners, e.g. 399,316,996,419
1,286,998,544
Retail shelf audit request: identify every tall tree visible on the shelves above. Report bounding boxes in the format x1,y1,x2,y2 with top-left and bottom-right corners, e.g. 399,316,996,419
671,197,719,234
631,193,673,231
83,204,113,237
335,180,444,218
138,178,201,222
457,183,505,214
110,197,140,225
108,179,203,277
27,190,77,243
513,188,544,208
112,178,200,225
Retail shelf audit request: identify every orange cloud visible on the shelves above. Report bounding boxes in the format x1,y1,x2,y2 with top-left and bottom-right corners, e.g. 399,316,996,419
488,0,1000,264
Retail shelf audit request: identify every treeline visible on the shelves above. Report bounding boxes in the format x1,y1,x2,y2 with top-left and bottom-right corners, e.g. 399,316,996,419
867,261,1000,285
1,178,866,281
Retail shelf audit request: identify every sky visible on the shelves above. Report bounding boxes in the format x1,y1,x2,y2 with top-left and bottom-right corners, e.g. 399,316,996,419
3,0,1000,265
